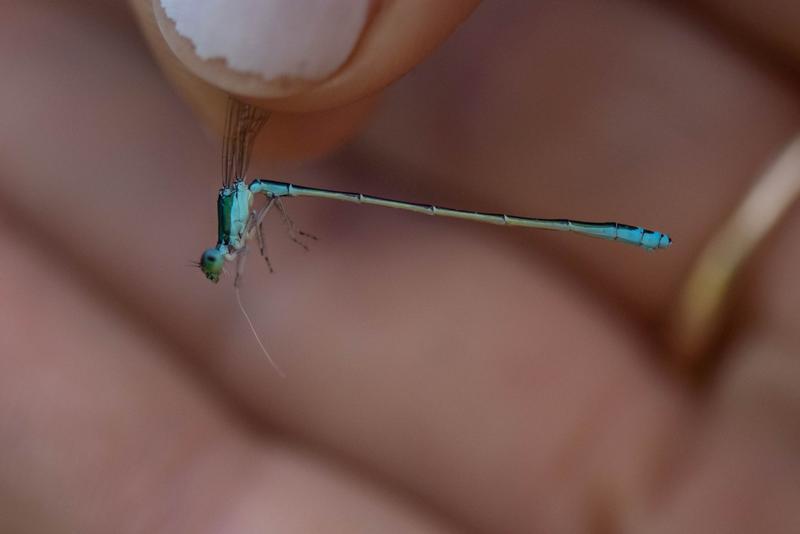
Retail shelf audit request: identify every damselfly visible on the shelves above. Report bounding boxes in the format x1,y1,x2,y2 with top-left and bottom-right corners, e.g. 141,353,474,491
198,98,671,286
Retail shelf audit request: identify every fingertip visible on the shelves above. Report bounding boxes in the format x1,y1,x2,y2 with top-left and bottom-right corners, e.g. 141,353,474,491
131,0,479,162
151,0,374,101
130,0,381,162
136,0,480,112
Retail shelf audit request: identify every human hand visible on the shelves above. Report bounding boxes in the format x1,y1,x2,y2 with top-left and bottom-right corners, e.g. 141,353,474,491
1,1,799,532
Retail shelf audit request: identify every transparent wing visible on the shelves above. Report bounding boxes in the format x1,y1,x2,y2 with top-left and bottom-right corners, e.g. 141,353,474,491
222,97,270,187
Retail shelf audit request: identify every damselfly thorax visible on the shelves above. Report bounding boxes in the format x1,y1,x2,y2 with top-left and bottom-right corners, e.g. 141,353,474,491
199,181,252,279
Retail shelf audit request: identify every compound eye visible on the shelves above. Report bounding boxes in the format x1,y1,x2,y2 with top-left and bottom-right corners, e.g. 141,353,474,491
201,249,222,266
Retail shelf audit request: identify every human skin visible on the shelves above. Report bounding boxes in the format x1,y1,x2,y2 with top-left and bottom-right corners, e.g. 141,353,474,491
1,1,800,532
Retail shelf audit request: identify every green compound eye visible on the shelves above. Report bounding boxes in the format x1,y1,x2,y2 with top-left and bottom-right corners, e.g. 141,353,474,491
199,248,224,283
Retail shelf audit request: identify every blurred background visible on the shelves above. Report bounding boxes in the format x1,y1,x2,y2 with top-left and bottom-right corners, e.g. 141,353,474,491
2,1,800,532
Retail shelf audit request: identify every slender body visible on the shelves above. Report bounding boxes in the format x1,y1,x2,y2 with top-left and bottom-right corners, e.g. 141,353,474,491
198,98,671,283
249,179,672,250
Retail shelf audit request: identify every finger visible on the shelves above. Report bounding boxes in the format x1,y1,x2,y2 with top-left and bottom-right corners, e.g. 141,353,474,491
130,0,480,160
130,0,379,162
693,0,800,63
138,0,480,108
0,218,460,533
641,331,800,533
641,81,800,528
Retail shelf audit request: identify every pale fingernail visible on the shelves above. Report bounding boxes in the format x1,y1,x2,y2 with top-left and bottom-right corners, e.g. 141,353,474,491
155,0,372,96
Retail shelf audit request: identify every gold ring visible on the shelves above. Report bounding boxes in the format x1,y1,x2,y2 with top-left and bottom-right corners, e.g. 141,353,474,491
670,133,800,377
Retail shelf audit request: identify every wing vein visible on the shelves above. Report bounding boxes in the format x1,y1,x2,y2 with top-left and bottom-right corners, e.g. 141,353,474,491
222,98,270,187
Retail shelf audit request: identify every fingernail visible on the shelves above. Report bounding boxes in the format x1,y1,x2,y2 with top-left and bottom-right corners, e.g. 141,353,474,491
155,0,372,96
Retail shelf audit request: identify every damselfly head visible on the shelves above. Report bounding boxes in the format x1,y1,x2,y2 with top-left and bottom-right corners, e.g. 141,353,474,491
199,247,225,283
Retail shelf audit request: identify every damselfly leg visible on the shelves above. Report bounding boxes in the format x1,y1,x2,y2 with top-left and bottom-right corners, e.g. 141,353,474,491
274,198,318,251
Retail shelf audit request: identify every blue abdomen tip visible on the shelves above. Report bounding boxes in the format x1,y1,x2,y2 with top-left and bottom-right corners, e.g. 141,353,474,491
641,231,672,250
